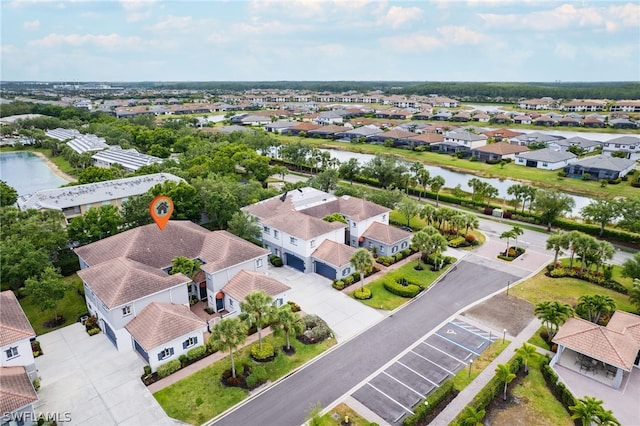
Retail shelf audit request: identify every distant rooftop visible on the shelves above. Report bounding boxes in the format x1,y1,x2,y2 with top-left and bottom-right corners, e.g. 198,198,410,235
17,173,183,210
92,147,164,171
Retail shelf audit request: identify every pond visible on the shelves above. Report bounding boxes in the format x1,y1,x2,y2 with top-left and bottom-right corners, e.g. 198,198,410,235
0,151,69,197
321,148,594,216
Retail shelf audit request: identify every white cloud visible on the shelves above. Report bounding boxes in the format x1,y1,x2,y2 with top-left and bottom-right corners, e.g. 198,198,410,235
120,0,156,22
381,34,441,52
382,6,423,28
151,15,194,32
23,20,41,29
29,33,142,50
437,26,488,45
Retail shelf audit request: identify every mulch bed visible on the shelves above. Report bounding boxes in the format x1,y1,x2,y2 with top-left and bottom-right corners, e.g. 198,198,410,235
416,389,460,426
43,315,66,328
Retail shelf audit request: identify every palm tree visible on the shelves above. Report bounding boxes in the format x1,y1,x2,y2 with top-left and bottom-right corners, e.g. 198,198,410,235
516,343,538,373
240,290,275,350
546,231,569,265
500,230,515,254
534,301,573,339
430,233,449,270
593,241,615,274
468,177,482,203
462,213,479,237
629,279,640,313
271,304,305,352
350,248,375,291
594,408,621,426
459,406,486,426
450,214,466,236
411,226,439,270
495,363,516,401
430,175,445,207
208,317,248,378
419,203,436,226
573,233,597,275
511,226,524,250
415,167,431,201
570,396,606,426
566,230,582,269
576,294,616,324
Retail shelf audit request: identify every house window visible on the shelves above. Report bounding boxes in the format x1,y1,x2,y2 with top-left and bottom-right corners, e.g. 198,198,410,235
342,267,351,276
158,347,174,361
290,236,297,246
310,239,316,248
379,246,385,254
274,230,279,238
256,258,263,268
542,162,548,167
122,305,132,316
5,346,18,360
229,299,234,307
383,214,386,221
275,298,283,306
352,222,356,227
392,246,398,253
401,242,408,249
182,336,198,349
263,226,270,233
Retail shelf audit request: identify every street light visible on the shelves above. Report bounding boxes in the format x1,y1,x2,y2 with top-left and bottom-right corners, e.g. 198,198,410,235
468,359,474,378
503,328,507,344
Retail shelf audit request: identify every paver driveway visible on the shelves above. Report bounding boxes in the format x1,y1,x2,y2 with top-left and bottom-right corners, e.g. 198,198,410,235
33,323,174,426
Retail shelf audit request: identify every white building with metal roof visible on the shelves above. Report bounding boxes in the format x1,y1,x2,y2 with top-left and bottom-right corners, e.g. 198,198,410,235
92,147,164,172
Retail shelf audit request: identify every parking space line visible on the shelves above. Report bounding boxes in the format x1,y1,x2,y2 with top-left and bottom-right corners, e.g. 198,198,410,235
434,332,481,356
422,341,469,365
410,349,456,376
397,361,440,388
448,321,493,343
366,382,414,418
382,371,426,398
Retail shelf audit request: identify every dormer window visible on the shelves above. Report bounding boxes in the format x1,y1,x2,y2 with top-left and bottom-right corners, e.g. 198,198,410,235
122,305,132,316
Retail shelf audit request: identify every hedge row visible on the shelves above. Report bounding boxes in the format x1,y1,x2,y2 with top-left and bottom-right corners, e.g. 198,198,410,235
157,359,181,379
403,379,456,426
548,267,628,295
465,356,523,415
383,278,423,298
540,361,580,426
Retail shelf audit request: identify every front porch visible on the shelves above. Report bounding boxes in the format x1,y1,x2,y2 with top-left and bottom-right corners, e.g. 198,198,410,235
189,300,233,341
552,346,627,389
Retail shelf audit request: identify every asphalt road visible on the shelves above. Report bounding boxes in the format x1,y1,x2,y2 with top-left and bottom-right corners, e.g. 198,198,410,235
211,258,519,426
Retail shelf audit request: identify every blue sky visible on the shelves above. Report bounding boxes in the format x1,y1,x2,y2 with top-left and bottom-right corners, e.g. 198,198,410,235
1,0,638,82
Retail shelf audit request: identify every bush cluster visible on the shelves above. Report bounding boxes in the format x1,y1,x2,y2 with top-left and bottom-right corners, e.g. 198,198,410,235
540,360,578,414
353,287,372,300
548,267,628,294
246,365,268,389
250,342,276,361
383,278,423,298
403,380,456,426
447,236,467,248
187,345,206,361
269,255,283,267
466,356,522,415
287,300,301,312
298,315,332,344
157,359,181,378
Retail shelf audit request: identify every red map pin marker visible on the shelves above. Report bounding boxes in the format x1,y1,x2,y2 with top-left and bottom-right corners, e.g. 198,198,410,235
149,195,174,230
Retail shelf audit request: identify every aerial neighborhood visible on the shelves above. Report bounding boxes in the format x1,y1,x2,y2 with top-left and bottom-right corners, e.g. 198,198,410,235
1,82,639,426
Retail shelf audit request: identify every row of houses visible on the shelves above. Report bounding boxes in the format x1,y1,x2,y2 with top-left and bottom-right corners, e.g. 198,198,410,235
518,98,640,113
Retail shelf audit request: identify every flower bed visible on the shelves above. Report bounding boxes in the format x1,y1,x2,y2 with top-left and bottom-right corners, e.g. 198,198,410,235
332,267,380,290
497,247,525,262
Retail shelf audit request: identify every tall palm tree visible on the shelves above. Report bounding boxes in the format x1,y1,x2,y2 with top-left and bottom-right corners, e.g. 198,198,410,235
430,233,449,270
450,214,467,236
459,406,486,426
271,304,305,352
430,175,445,207
350,248,375,291
534,301,573,339
573,233,597,275
208,317,248,378
495,363,516,401
566,230,582,269
570,396,606,426
511,226,524,250
411,226,439,270
576,294,616,324
546,231,569,265
462,213,479,237
500,230,516,254
593,241,615,274
415,167,431,201
240,290,275,350
419,204,436,226
516,343,538,373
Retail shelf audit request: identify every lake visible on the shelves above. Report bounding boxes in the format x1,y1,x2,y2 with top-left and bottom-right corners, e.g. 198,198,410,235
0,151,69,196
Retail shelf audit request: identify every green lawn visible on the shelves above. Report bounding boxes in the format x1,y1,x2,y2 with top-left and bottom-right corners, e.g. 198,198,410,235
527,327,552,351
154,334,335,425
556,258,634,289
484,355,573,426
351,261,450,310
514,269,635,313
19,274,87,336
452,339,510,391
273,134,639,199
316,403,377,426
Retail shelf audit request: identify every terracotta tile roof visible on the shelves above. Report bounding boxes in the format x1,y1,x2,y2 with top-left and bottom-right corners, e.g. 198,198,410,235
606,311,640,345
311,240,357,267
263,213,345,240
77,258,190,309
406,133,445,144
300,195,390,222
75,221,267,274
124,303,205,351
481,128,523,139
221,270,290,302
553,316,640,371
0,291,35,346
308,124,348,134
288,122,321,131
0,366,38,413
362,222,412,244
377,129,415,140
243,188,336,220
472,142,530,155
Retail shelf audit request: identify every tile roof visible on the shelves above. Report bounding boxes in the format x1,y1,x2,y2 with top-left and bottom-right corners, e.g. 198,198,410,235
311,240,357,267
124,303,205,351
243,188,336,220
300,195,390,222
0,366,38,413
221,270,290,303
406,133,445,144
606,311,640,345
516,148,576,163
0,291,35,346
472,142,530,155
481,128,523,139
262,213,345,240
362,222,412,244
553,316,640,371
568,155,635,172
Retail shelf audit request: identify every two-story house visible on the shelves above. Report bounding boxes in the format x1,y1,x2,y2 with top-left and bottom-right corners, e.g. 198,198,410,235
0,291,39,425
74,221,271,353
601,136,640,160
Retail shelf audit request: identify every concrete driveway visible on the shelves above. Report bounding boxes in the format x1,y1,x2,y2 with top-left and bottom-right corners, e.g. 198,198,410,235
265,265,384,343
33,323,176,426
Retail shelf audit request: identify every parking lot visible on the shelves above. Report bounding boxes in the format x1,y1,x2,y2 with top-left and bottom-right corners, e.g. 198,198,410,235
352,318,495,424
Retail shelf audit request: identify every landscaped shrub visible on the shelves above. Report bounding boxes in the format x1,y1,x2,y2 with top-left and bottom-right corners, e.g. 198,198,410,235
394,252,404,262
287,301,301,312
269,255,283,267
548,267,628,294
87,327,101,336
448,236,467,248
344,275,355,285
246,365,268,389
332,280,345,290
465,234,476,244
143,365,152,376
403,379,456,426
179,354,188,366
376,255,394,267
31,341,43,357
298,314,332,344
187,345,206,361
157,359,181,379
250,342,276,361
353,287,372,300
383,278,423,298
401,248,412,257
84,316,98,331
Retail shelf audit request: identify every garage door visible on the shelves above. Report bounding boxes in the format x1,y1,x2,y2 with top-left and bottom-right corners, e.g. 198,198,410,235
315,261,336,280
285,253,305,271
101,320,117,348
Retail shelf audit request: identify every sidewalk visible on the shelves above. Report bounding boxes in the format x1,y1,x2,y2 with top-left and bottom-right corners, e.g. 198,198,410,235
429,317,542,426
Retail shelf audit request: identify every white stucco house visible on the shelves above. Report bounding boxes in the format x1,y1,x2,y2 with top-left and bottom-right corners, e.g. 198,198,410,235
514,148,577,170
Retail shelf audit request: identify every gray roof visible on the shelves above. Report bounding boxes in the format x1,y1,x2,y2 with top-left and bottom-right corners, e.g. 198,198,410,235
553,136,601,149
17,173,184,211
335,125,383,137
606,136,640,146
568,155,635,172
92,147,163,171
512,132,564,143
516,148,576,163
265,120,297,129
66,134,109,154
446,131,487,142
45,128,81,141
